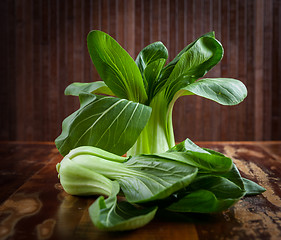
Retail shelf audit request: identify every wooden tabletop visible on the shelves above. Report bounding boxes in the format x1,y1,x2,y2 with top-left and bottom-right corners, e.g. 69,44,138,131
0,141,281,240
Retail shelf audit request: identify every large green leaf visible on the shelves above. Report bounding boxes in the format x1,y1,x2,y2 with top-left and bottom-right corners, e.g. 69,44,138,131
89,181,158,231
180,78,247,105
159,138,233,173
55,93,151,156
155,151,232,173
157,32,215,86
154,32,220,98
63,146,197,203
167,173,245,213
87,30,147,103
166,189,240,213
120,155,198,203
163,36,223,102
64,81,114,96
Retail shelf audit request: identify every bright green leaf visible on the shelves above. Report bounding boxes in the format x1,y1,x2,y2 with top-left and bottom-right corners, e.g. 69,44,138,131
89,181,158,231
163,37,223,102
135,41,168,75
155,32,221,98
120,155,198,203
180,78,247,105
161,138,233,173
87,30,147,103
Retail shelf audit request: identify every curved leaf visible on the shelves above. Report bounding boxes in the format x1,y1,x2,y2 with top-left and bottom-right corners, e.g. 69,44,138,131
135,41,168,75
64,81,115,96
89,181,158,231
62,146,197,203
87,30,147,103
155,32,221,98
163,36,223,102
120,155,198,203
242,178,266,196
55,93,152,156
167,189,240,213
181,78,247,105
157,32,215,86
163,138,233,173
168,138,210,154
143,58,166,102
167,173,245,213
135,42,168,103
56,156,114,196
155,151,233,173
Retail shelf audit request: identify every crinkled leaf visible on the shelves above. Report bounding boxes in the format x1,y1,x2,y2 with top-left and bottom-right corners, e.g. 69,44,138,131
168,138,210,154
89,181,158,231
55,93,151,156
87,30,147,103
180,78,247,105
160,138,233,173
64,81,114,96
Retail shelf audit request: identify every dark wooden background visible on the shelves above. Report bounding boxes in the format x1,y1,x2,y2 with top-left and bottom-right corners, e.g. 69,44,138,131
1,0,280,143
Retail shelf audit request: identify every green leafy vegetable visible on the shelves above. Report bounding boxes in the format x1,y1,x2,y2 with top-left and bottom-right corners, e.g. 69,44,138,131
55,93,151,156
56,139,265,231
55,30,265,231
56,30,247,157
89,181,158,231
61,145,198,203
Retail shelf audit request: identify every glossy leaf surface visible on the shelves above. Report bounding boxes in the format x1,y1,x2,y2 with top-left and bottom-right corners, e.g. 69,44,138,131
55,93,151,156
181,78,247,105
87,30,147,103
89,181,158,231
120,155,198,203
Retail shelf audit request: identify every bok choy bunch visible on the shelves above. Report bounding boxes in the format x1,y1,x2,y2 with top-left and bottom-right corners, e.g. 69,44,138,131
56,139,265,231
54,31,264,231
55,30,247,157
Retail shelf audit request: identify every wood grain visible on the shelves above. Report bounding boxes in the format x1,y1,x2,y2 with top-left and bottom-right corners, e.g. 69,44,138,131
0,142,281,239
0,0,280,142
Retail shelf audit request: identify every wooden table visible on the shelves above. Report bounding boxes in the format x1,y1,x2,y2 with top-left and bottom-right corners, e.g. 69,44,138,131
0,141,281,240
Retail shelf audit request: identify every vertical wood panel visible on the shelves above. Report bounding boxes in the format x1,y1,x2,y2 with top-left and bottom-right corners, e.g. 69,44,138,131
272,0,281,140
1,0,280,142
263,0,273,140
255,0,264,140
